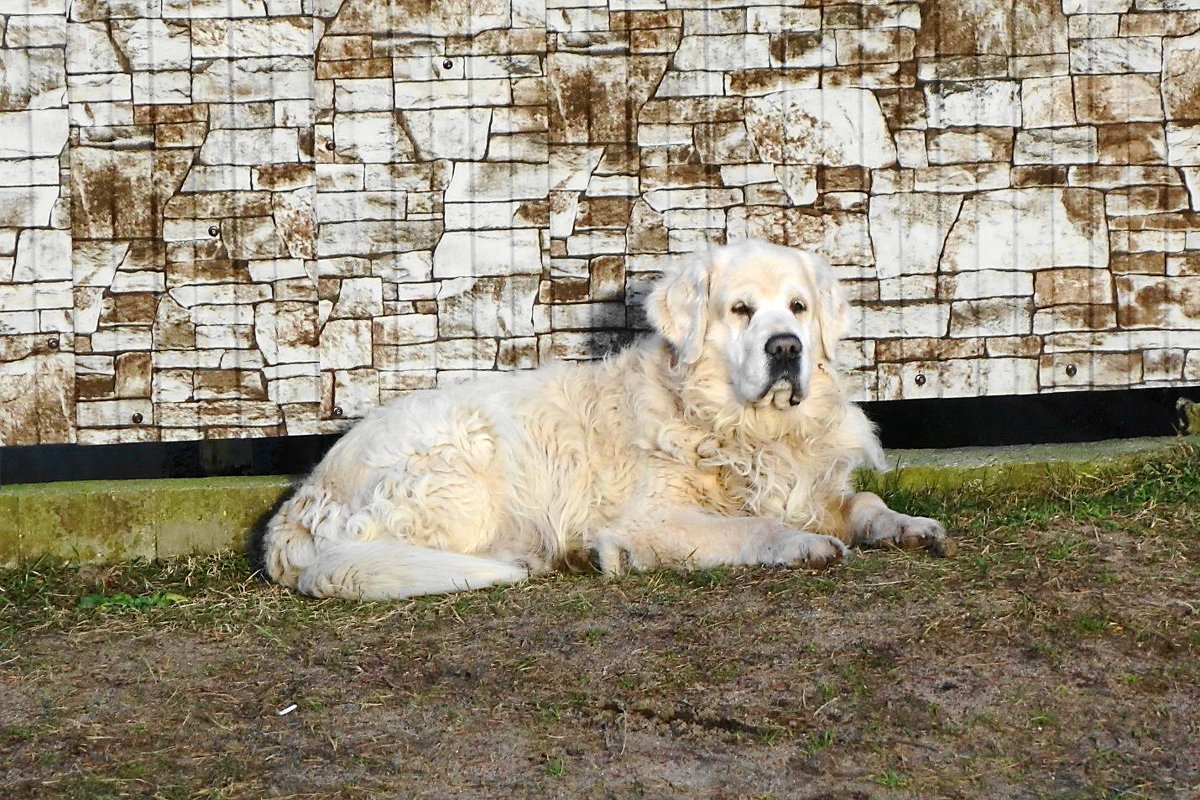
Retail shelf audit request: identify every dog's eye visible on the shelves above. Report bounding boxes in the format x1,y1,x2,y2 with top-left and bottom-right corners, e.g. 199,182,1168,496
731,301,754,318
790,300,807,315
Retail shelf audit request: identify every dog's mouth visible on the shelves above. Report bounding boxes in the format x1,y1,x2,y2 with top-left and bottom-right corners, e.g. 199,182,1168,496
755,366,805,409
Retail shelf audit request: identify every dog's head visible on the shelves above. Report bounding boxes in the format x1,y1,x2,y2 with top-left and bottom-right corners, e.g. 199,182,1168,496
647,239,848,409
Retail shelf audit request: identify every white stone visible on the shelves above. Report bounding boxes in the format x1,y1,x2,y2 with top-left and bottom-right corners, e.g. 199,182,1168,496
869,193,963,279
551,146,603,192
394,79,511,109
320,318,371,369
77,399,154,428
0,47,65,110
66,23,125,73
673,34,772,71
403,108,493,160
766,166,813,205
191,18,312,58
859,303,950,338
131,70,191,105
333,79,395,112
941,188,1109,273
655,71,725,98
1069,36,1161,74
180,165,253,192
317,192,407,224
0,186,59,228
5,14,66,46
445,161,548,202
437,276,538,338
925,81,1021,128
0,109,68,159
1061,0,1130,11
330,277,383,318
433,230,544,278
67,72,132,102
0,158,58,187
1021,76,1076,129
940,270,1034,299
199,128,300,166
193,58,312,102
1013,127,1098,165
643,188,743,212
332,112,410,163
1167,124,1200,166
744,89,896,167
111,19,190,70
161,0,266,18
445,201,543,230
13,229,71,282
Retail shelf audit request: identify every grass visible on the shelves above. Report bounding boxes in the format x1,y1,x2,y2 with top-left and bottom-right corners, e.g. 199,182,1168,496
0,442,1197,798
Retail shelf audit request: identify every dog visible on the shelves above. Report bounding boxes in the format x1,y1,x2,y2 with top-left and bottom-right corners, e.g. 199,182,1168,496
259,239,949,600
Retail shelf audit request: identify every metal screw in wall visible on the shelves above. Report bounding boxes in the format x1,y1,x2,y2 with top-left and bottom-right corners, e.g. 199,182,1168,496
1066,364,1078,377
324,140,335,151
131,413,144,424
914,374,927,386
208,225,219,237
46,337,59,350
442,58,453,70
332,406,344,418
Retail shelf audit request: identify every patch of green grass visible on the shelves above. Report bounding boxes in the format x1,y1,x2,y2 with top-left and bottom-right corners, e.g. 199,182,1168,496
543,755,565,777
803,729,835,755
875,768,908,789
1075,614,1112,635
78,590,187,612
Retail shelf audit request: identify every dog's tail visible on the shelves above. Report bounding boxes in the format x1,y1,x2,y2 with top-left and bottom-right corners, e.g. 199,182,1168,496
258,491,527,600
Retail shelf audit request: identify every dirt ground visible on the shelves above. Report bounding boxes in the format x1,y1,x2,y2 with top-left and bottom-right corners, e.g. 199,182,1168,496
2,450,1199,799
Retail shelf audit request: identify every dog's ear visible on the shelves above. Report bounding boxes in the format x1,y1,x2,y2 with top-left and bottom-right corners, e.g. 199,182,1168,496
806,251,849,364
646,254,711,366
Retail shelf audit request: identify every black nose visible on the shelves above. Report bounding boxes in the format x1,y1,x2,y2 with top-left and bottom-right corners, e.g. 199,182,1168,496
765,333,802,360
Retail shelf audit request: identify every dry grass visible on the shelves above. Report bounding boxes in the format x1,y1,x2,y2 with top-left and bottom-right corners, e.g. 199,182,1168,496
1,443,1198,798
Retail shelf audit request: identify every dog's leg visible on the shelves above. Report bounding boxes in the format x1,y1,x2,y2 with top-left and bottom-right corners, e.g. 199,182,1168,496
588,507,847,575
840,491,952,556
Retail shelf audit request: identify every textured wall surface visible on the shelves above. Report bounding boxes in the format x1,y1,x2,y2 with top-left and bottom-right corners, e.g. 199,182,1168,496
1,0,1199,445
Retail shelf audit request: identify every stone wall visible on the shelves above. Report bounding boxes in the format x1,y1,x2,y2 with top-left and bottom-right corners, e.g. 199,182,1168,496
1,0,1198,445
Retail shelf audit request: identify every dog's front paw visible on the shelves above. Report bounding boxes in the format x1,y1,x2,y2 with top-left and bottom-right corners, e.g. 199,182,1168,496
864,511,954,557
587,531,635,576
759,530,848,569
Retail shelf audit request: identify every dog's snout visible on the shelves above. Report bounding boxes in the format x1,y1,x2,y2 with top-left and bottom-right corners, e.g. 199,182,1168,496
765,333,802,360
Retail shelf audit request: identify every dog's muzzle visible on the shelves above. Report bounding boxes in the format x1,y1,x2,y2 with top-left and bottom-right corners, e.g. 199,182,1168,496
763,333,805,406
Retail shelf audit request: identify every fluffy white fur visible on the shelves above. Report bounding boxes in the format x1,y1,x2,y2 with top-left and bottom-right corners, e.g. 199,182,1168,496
260,239,948,600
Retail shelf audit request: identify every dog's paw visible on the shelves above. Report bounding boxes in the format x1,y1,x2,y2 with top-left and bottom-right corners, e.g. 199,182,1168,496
864,511,954,557
760,530,848,569
586,531,635,576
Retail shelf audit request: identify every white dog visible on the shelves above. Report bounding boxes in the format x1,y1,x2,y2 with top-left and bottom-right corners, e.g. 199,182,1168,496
259,239,948,600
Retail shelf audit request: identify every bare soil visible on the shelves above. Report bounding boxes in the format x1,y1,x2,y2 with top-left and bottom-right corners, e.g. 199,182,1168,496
2,458,1199,799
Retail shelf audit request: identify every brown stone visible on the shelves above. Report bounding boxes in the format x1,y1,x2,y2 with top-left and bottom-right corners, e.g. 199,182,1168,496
626,200,668,253
590,255,625,300
115,352,153,398
1040,351,1142,388
1074,74,1164,124
1162,32,1200,122
1034,268,1114,307
317,35,372,61
540,277,590,304
819,166,871,193
985,336,1043,357
1121,12,1200,37
1144,348,1186,380
1168,253,1200,276
1116,274,1200,327
0,351,74,445
253,164,314,191
100,293,157,326
78,373,116,400
725,69,820,96
133,103,208,125
640,165,723,191
316,58,392,80
834,29,915,65
1106,186,1191,216
630,27,682,53
549,54,668,144
875,337,985,362
578,198,632,229
155,122,208,149
1096,123,1168,164
1110,252,1166,274
876,89,927,130
154,296,197,351
916,0,1068,57
1011,165,1070,187
194,369,266,400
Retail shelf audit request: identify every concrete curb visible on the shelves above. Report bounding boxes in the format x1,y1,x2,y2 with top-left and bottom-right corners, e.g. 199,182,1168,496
1,436,1194,566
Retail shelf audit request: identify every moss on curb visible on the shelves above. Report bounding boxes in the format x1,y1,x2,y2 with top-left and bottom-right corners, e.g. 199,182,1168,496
0,475,293,566
1,436,1194,565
